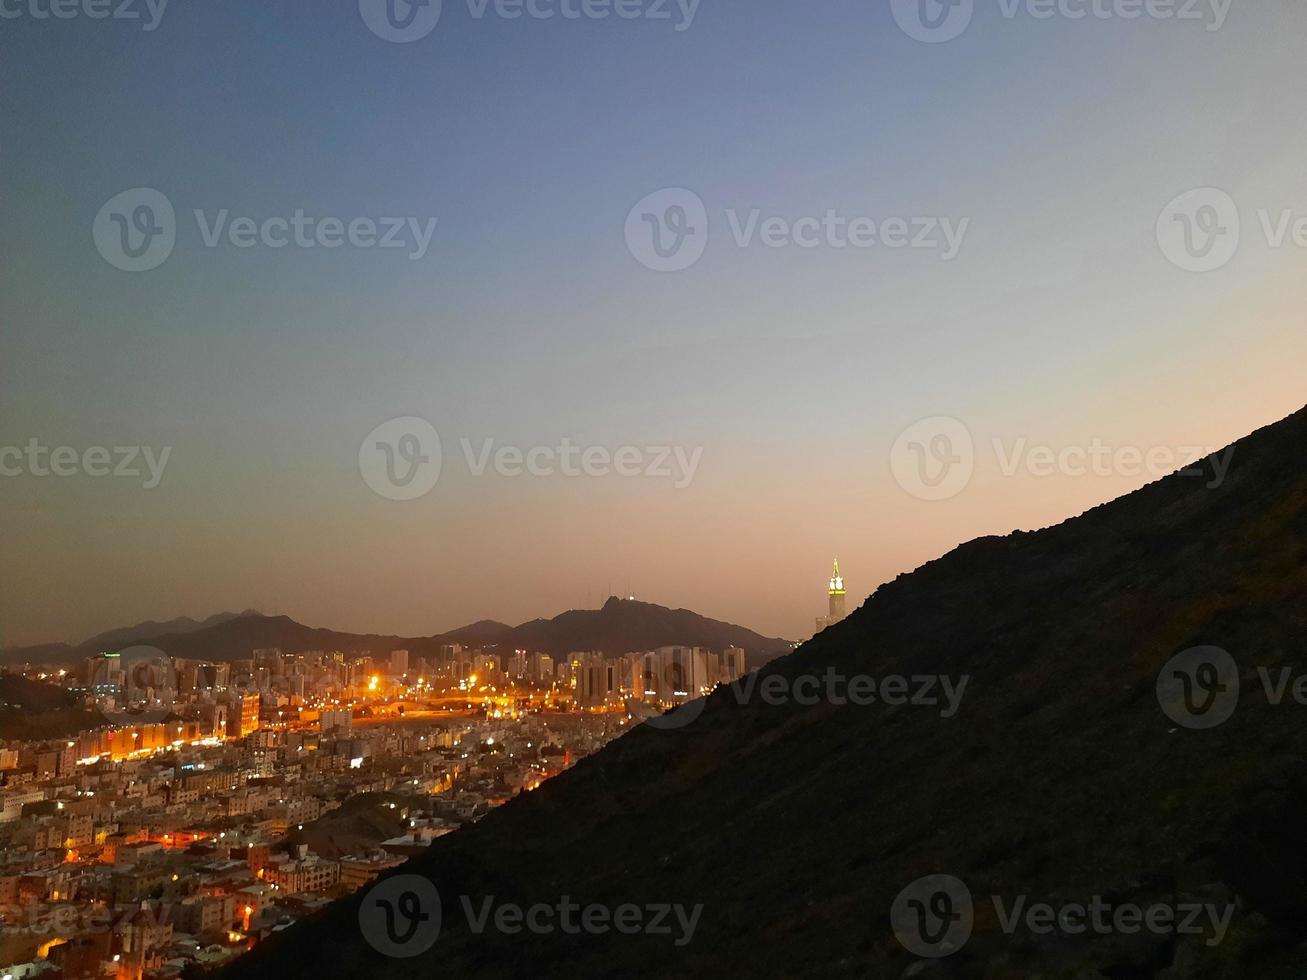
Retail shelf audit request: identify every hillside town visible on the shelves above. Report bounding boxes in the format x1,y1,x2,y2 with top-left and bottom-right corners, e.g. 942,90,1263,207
0,640,747,979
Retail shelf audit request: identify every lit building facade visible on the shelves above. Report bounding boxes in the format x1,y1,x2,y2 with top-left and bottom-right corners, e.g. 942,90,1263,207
815,558,848,634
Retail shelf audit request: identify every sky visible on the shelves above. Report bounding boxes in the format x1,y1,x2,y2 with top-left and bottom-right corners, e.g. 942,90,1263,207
1,0,1304,647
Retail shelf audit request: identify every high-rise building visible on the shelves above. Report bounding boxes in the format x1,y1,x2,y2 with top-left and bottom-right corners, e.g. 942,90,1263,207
253,648,284,678
228,694,261,737
389,649,409,676
83,653,123,691
576,654,616,709
320,707,352,734
723,646,746,682
640,646,713,705
815,558,848,634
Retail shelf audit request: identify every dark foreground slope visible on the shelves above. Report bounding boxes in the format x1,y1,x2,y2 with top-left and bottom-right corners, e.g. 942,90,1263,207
224,407,1307,979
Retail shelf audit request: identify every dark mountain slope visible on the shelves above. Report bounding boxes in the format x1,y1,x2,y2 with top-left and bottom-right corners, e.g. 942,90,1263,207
1,615,431,667
122,614,435,664
230,406,1305,977
4,602,787,669
445,619,516,645
0,611,256,664
475,596,791,666
80,609,256,652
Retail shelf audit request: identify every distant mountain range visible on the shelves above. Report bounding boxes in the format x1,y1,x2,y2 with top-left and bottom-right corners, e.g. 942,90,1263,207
1,611,258,666
224,405,1307,978
447,597,792,662
1,599,791,670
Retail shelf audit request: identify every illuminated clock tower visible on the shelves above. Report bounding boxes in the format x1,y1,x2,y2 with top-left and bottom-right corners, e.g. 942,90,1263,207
827,558,847,622
815,558,848,634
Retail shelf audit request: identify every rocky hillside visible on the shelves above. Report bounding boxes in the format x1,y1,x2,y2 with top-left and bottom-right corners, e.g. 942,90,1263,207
222,406,1307,978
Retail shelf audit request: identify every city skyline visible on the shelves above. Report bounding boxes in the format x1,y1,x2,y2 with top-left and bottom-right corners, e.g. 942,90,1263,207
5,559,847,651
4,0,1307,975
0,630,638,975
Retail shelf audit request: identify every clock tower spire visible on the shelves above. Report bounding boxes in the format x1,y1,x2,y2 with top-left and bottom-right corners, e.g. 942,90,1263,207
815,558,849,635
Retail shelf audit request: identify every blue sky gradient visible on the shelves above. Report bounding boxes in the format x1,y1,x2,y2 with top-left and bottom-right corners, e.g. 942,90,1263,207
2,0,1304,644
